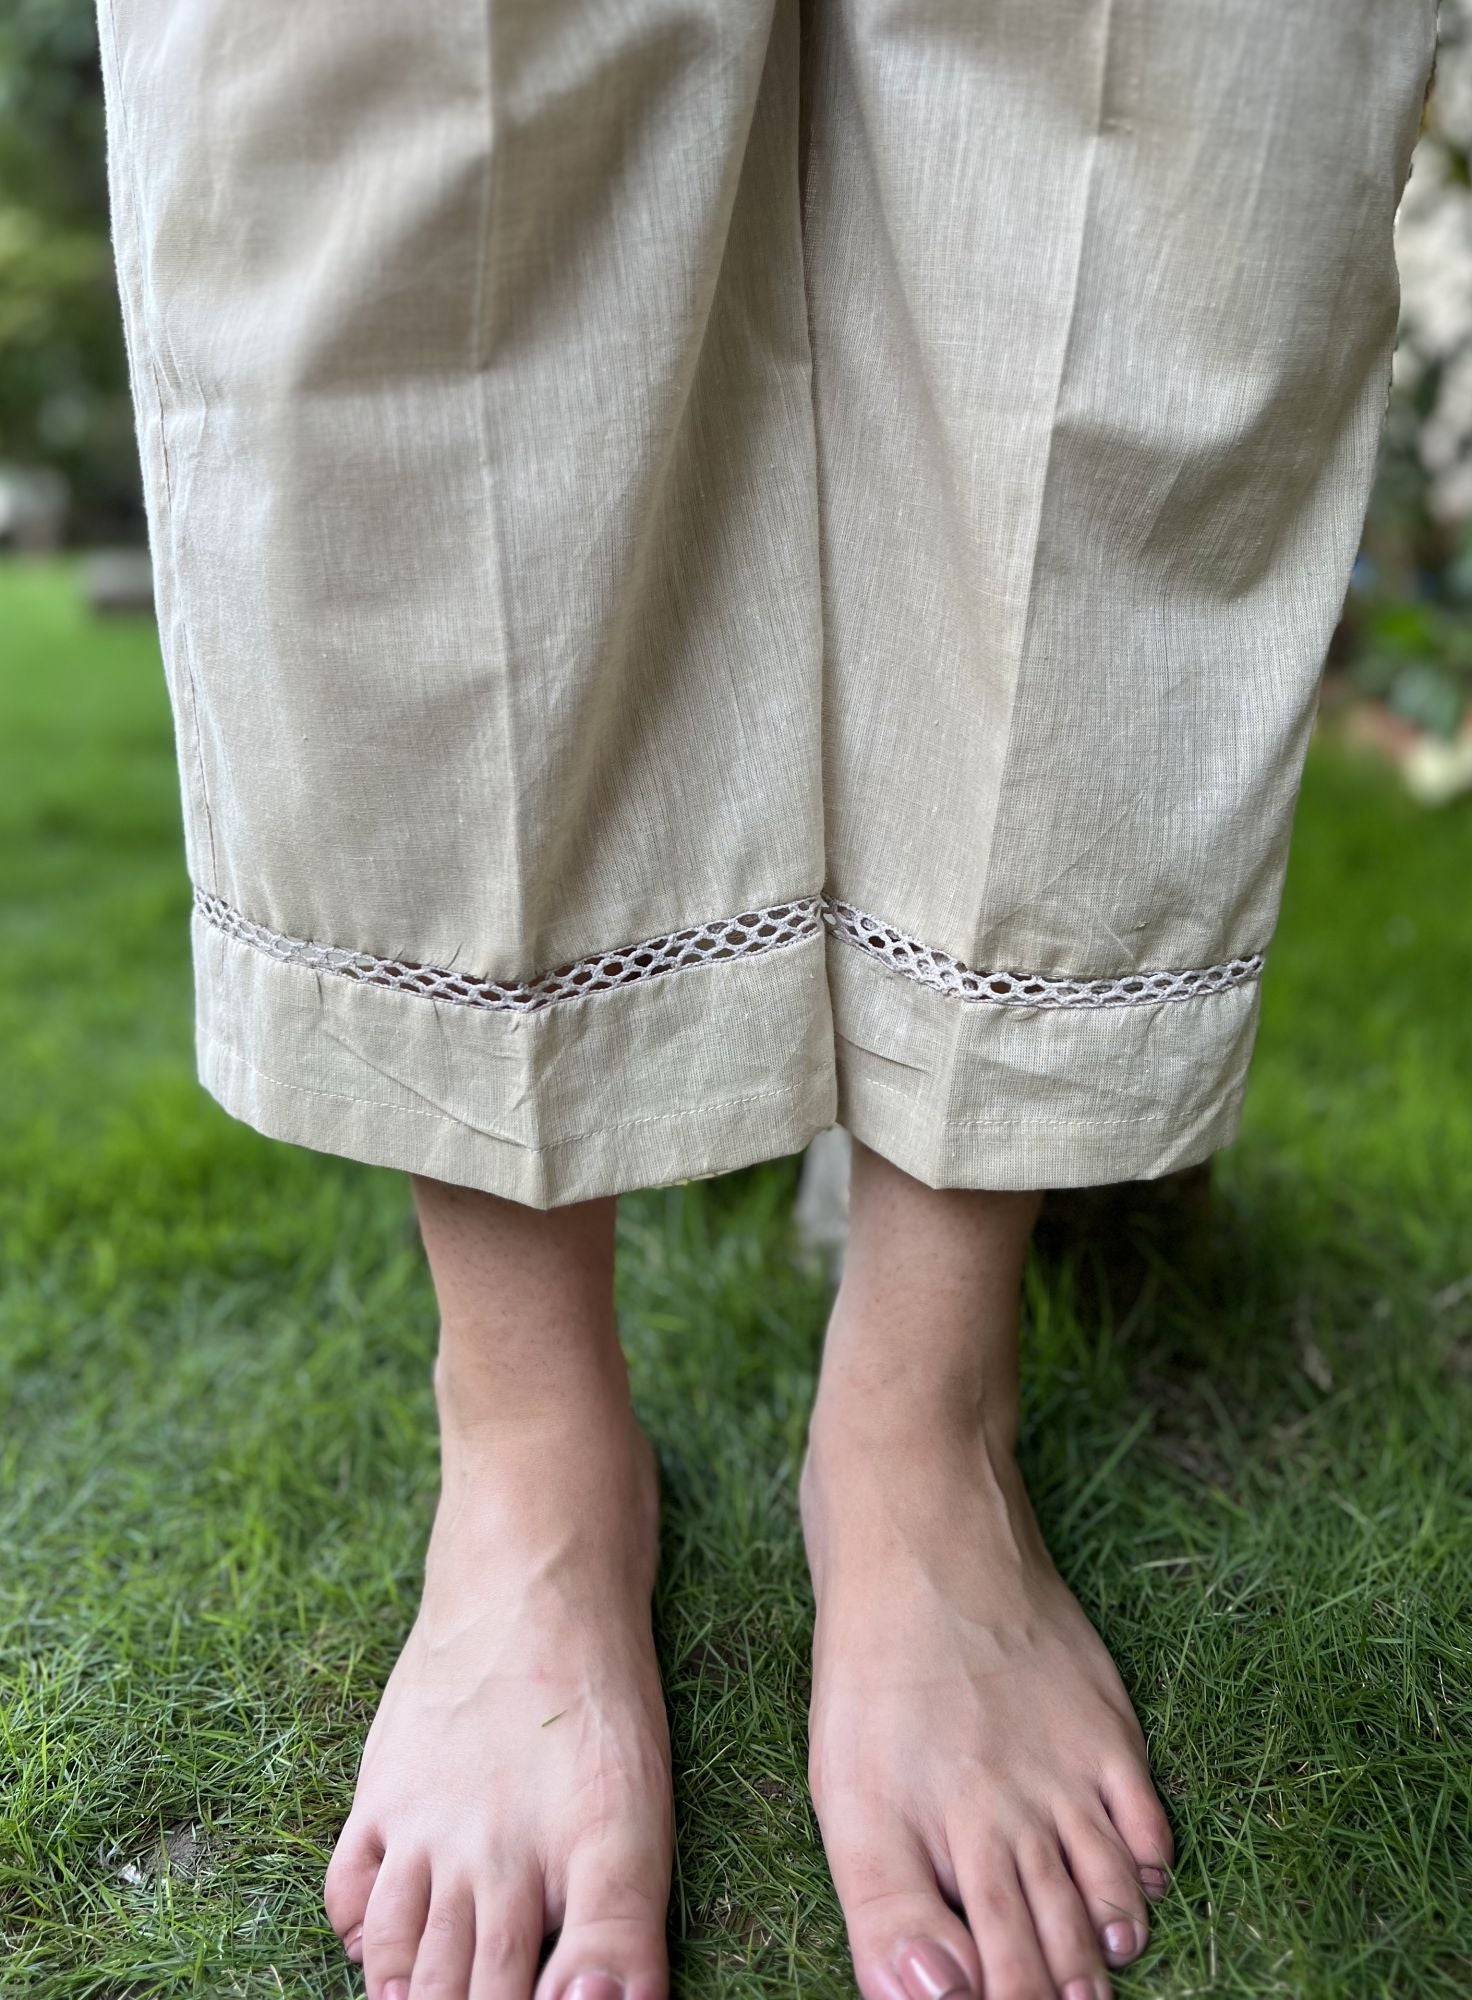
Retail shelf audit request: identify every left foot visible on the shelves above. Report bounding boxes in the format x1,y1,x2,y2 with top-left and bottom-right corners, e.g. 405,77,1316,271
801,1158,1173,2000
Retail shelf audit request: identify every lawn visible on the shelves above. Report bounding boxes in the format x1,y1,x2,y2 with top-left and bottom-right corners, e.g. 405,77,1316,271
2,557,1469,1999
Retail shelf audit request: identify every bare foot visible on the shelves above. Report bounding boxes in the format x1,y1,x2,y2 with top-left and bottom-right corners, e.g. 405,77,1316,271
802,1150,1173,2000
325,1180,673,2000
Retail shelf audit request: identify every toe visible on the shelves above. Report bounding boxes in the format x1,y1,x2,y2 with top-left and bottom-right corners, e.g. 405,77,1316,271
362,1855,432,2000
534,1833,671,2000
325,1818,383,1961
952,1836,1055,2000
822,1813,981,2000
408,1884,477,1999
469,1875,547,2000
1099,1761,1175,1898
1057,1810,1151,1971
1013,1823,1110,2000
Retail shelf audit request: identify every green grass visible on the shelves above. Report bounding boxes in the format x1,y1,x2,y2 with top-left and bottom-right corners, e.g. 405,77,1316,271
2,556,1470,1999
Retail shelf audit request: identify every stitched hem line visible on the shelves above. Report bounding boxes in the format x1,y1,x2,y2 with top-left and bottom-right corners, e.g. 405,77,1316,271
194,884,1265,1017
840,1059,1245,1130
200,1030,832,1153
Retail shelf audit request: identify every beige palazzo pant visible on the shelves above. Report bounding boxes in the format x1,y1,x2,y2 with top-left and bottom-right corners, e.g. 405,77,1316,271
97,0,1437,1209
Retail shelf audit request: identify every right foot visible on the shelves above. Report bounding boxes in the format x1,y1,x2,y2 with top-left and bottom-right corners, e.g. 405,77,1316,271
324,1373,673,2000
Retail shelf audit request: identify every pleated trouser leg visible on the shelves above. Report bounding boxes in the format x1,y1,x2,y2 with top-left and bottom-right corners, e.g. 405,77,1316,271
98,0,835,1208
804,0,1438,1189
99,0,1439,1205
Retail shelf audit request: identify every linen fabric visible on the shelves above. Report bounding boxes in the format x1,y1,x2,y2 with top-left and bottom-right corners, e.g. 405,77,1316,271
96,0,1438,1207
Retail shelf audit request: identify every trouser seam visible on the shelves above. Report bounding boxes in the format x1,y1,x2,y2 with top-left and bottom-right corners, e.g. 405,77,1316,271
200,1031,830,1153
837,1061,1240,1131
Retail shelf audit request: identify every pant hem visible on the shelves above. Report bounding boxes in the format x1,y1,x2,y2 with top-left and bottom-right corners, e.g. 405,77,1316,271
189,898,1263,1202
828,930,1260,1190
193,908,838,1207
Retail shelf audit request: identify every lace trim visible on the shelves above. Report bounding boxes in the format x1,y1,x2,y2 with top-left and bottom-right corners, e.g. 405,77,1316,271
193,888,821,1015
822,897,1263,1008
194,886,1262,1016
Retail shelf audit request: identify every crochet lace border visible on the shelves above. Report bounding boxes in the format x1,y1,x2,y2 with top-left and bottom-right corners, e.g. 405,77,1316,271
194,885,1263,1017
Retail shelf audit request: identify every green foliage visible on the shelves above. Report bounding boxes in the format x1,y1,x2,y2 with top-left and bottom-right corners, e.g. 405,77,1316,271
1349,594,1472,738
1349,346,1472,739
2,561,1470,1996
0,0,137,536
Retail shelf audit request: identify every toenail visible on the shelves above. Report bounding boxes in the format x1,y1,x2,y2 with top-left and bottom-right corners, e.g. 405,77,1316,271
1139,1864,1171,1900
1102,1919,1142,1963
1061,1981,1098,2000
563,1975,625,2000
341,1924,362,1957
896,1938,973,2000
383,1982,409,2000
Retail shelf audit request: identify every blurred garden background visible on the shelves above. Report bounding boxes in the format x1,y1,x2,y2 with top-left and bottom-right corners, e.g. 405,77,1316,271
3,2,1470,1997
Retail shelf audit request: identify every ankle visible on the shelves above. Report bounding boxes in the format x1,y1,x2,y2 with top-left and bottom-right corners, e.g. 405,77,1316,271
805,1160,1038,1467
432,1328,637,1449
812,1344,1016,1456
808,1250,1026,1467
428,1356,660,1585
801,1424,1011,1554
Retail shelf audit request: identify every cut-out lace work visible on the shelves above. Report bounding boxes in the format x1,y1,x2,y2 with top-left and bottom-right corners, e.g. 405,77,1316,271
194,887,821,1015
822,897,1263,1008
195,885,1263,1016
